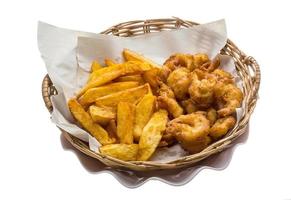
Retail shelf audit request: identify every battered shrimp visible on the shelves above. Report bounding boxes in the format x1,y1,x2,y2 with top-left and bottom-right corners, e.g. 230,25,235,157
214,82,243,117
206,108,218,126
166,113,211,153
189,71,216,108
198,55,220,72
167,68,192,100
209,116,236,140
157,82,184,118
160,53,209,81
211,69,234,84
190,53,210,71
180,99,198,114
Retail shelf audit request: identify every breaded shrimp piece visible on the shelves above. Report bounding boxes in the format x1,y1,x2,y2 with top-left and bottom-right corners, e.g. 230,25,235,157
214,82,243,117
189,71,216,108
166,113,211,153
167,68,192,100
209,116,236,140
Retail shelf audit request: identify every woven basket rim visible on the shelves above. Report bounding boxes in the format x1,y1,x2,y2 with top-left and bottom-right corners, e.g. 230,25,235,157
41,17,260,171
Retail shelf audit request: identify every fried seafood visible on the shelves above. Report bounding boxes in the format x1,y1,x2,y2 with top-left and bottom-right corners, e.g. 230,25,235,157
206,108,218,126
180,99,198,114
157,82,183,118
197,55,220,72
189,71,216,108
166,68,192,100
166,113,211,153
214,82,243,117
209,116,236,140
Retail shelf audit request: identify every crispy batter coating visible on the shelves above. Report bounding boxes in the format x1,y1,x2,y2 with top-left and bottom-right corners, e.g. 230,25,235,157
180,99,198,114
214,82,243,117
209,116,236,140
167,68,192,100
166,113,211,153
189,71,216,108
157,82,183,118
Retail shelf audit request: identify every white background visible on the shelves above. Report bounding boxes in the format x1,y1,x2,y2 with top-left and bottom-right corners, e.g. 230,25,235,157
0,0,290,199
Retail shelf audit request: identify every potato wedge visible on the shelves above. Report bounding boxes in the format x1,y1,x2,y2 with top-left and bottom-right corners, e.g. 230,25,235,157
95,84,150,107
91,60,102,72
68,99,115,145
123,49,161,69
114,74,144,84
99,144,139,161
105,120,118,142
104,58,117,66
78,81,139,107
133,94,156,142
137,109,168,161
78,61,151,97
89,105,116,125
117,102,135,144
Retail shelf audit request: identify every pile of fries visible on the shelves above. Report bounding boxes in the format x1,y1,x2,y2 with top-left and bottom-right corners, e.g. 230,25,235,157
68,49,166,161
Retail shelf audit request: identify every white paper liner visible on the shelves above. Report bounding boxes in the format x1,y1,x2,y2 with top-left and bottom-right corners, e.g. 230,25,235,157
38,19,243,164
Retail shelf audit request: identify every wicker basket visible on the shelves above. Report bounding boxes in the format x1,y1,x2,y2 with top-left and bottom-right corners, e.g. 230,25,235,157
41,18,260,171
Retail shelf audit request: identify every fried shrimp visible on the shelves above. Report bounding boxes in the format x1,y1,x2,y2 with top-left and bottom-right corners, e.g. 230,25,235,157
209,116,236,140
167,68,192,100
214,82,243,117
189,71,216,108
190,53,210,71
157,82,183,118
198,55,220,72
180,99,198,114
166,113,211,153
211,69,234,84
206,107,218,126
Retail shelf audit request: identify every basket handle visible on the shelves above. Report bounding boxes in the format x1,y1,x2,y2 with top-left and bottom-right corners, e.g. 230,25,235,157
42,75,57,113
243,55,261,114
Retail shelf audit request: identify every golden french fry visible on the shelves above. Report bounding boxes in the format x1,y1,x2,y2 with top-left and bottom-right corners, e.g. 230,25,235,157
105,120,118,142
117,102,135,144
88,64,119,83
99,144,139,161
142,67,161,90
78,61,151,97
89,105,116,125
95,84,150,107
104,58,117,66
114,74,144,84
123,49,161,69
78,81,139,107
133,94,156,142
68,99,115,145
91,60,102,72
137,109,168,161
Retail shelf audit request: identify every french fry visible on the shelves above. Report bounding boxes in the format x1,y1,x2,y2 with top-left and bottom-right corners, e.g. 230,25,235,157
95,84,150,107
89,105,116,125
137,109,168,161
114,74,144,84
99,144,139,161
78,61,151,97
78,81,139,107
91,60,102,72
123,49,161,69
133,94,156,142
104,58,117,66
117,102,135,144
68,99,115,145
105,120,118,142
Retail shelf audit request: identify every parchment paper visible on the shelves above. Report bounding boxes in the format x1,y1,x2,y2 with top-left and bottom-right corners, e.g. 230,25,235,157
38,19,243,163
